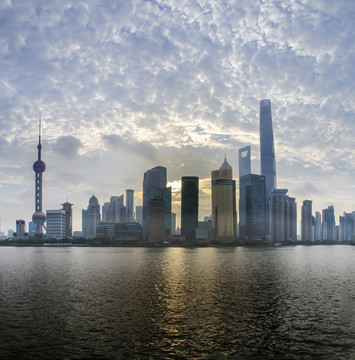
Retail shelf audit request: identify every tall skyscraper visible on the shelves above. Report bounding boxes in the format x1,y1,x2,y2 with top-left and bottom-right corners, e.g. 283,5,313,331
135,206,143,226
238,146,251,178
171,213,176,234
339,212,355,242
148,196,165,242
85,195,101,239
82,209,88,238
269,189,297,243
32,115,46,239
260,99,276,197
162,186,172,235
260,99,276,236
322,206,335,241
239,174,266,239
126,189,135,222
314,211,322,241
28,221,34,236
181,176,199,241
301,200,313,241
211,157,236,238
102,202,110,221
143,166,170,240
61,202,73,238
106,195,125,222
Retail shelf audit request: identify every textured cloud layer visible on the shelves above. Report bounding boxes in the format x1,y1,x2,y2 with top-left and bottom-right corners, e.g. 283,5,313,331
0,0,354,232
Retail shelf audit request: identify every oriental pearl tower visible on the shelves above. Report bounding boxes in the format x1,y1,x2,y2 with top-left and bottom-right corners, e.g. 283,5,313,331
32,115,46,239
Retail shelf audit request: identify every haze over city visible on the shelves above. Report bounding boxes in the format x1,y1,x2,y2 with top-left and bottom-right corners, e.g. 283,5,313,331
1,0,355,233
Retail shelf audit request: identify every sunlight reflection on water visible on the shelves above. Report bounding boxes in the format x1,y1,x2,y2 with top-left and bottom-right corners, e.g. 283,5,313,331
0,246,354,359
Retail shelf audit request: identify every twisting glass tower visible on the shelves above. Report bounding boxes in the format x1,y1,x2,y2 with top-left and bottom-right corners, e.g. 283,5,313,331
260,99,276,235
260,99,276,198
32,115,46,239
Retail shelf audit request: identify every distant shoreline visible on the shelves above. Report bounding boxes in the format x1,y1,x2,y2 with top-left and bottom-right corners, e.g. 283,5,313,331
0,240,354,248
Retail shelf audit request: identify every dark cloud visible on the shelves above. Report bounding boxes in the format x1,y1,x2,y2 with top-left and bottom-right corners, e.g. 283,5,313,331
52,136,83,158
102,134,157,162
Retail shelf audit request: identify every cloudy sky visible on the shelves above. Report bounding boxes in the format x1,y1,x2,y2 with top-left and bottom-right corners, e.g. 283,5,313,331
1,0,354,234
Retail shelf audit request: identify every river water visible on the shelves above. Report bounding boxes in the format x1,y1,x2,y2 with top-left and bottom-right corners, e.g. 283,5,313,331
0,246,354,359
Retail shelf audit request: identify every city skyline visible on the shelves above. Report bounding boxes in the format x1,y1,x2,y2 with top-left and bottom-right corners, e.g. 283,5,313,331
1,1,355,232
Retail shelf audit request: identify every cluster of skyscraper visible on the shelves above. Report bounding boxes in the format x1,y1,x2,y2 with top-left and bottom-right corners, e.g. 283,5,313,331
301,202,355,242
236,100,297,242
10,101,354,243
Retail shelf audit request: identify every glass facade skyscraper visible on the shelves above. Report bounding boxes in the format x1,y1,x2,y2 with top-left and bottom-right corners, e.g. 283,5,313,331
181,176,199,241
260,99,276,235
143,166,171,240
238,146,251,178
322,205,335,241
126,189,135,222
239,174,266,239
260,99,276,197
301,200,313,241
211,157,236,238
269,189,297,243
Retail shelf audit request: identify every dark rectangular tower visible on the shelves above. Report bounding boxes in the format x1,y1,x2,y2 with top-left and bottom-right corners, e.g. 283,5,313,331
301,200,313,241
181,176,199,241
239,174,266,239
142,166,168,241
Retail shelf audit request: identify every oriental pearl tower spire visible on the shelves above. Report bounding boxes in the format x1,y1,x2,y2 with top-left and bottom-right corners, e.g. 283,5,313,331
32,115,46,239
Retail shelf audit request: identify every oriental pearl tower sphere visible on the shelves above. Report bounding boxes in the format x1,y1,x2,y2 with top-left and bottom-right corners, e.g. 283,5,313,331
32,115,46,239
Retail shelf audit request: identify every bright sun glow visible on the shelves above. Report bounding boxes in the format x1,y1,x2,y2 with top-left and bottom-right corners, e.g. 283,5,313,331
167,180,181,192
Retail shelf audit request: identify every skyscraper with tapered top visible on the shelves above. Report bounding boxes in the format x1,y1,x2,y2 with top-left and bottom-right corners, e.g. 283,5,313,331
32,115,46,239
260,99,276,235
211,156,236,239
238,145,251,178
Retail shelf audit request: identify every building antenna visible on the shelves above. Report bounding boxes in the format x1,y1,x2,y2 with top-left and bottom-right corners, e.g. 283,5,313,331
39,113,42,144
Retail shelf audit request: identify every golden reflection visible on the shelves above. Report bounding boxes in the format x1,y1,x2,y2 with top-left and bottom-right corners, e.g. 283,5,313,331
152,248,220,352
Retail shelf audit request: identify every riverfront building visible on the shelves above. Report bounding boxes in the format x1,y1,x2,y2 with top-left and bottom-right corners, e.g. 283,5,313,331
106,195,125,222
260,99,276,235
322,206,335,241
102,202,110,221
126,189,135,222
136,206,143,225
181,176,199,241
61,202,73,238
301,200,313,241
211,157,236,238
15,220,26,239
239,174,266,239
143,166,171,240
148,196,165,242
46,210,66,239
339,212,355,242
238,146,251,178
84,195,101,239
314,211,322,241
269,189,297,243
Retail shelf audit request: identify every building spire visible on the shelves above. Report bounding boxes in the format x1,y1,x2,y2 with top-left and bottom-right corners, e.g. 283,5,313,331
32,114,46,239
39,113,41,142
37,113,42,160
